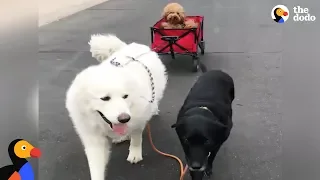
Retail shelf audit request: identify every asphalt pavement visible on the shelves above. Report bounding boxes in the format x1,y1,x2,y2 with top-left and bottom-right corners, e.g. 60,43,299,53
35,0,319,179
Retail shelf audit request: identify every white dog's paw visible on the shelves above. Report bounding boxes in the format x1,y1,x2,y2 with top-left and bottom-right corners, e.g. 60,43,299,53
112,136,130,144
127,147,143,164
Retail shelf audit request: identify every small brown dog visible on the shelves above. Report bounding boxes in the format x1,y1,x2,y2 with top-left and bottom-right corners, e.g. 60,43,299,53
160,3,198,29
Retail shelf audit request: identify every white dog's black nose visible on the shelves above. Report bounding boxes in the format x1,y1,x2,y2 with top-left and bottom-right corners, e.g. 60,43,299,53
117,113,131,123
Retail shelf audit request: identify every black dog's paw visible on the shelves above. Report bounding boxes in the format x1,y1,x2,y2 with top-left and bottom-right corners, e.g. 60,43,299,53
205,166,213,177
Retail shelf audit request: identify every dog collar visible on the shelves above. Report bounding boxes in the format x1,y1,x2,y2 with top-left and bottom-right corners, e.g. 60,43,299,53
109,52,156,104
199,106,213,114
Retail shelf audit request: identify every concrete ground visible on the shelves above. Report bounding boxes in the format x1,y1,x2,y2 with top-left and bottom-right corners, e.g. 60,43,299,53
38,0,283,179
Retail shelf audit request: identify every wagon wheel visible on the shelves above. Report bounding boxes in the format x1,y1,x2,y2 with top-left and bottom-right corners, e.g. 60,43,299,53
200,41,205,55
192,57,200,72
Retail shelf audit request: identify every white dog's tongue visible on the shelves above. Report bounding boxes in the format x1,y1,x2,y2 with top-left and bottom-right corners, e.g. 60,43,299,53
113,123,128,135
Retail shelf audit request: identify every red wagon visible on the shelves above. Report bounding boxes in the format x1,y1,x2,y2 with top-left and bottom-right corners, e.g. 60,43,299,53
150,16,205,72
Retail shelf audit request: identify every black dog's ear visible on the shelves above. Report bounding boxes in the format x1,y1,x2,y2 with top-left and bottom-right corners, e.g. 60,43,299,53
171,124,177,128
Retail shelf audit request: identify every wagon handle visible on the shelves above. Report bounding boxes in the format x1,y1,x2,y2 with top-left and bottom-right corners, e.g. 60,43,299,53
161,36,179,41
160,36,179,59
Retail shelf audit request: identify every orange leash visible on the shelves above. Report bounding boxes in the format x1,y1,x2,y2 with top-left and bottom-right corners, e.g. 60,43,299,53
146,123,188,180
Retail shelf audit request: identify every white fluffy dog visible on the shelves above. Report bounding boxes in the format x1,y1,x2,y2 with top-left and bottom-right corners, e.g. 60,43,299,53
66,34,167,180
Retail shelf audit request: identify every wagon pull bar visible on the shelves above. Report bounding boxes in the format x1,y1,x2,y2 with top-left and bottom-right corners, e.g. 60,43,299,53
161,36,179,41
160,36,179,59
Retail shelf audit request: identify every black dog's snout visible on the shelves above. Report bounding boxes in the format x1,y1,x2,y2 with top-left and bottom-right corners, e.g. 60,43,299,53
191,162,202,169
117,113,131,123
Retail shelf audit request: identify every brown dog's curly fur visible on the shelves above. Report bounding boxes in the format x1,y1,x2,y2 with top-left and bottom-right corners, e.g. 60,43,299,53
184,19,198,29
160,3,198,29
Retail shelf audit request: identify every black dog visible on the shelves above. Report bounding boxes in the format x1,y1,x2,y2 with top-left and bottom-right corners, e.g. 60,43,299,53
171,70,235,180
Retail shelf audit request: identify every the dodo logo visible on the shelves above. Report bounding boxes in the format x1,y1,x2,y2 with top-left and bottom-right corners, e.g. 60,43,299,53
271,5,289,23
0,139,41,180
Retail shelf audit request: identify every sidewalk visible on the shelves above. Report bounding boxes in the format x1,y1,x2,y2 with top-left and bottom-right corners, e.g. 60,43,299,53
38,0,108,27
